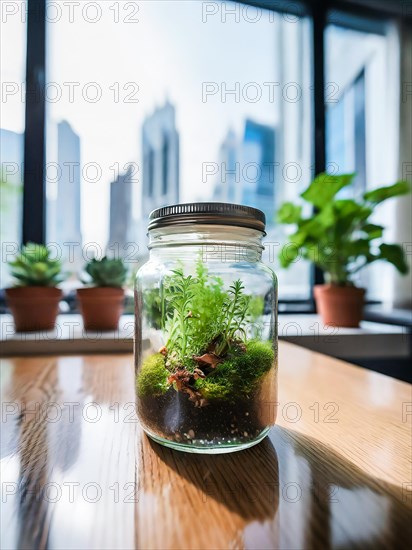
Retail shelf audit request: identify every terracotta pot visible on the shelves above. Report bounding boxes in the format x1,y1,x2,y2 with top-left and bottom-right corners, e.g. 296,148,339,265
314,284,365,328
5,286,62,332
77,287,125,331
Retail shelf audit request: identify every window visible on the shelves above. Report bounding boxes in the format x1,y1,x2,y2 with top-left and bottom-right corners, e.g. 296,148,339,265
0,0,27,287
327,69,366,195
325,19,401,301
2,0,409,311
44,0,312,300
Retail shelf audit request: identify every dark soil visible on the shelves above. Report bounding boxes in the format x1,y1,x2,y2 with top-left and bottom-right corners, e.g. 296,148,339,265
138,379,277,448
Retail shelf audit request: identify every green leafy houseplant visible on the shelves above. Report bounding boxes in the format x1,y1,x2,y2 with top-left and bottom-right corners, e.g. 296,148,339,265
277,173,410,326
136,260,275,445
6,243,65,332
77,257,128,331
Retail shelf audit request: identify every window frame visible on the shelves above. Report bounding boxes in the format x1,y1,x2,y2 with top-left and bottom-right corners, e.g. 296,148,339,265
23,0,46,244
20,0,410,312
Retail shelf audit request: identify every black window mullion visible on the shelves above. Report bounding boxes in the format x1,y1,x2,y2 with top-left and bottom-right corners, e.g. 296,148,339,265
23,0,46,245
311,0,327,177
311,0,327,288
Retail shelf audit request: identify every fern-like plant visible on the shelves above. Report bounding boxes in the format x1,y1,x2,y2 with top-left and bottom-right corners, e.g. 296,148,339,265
215,280,250,355
84,257,127,288
8,243,65,287
162,261,254,366
164,269,197,359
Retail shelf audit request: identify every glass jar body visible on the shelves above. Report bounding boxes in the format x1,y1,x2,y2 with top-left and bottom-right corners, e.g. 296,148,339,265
135,225,278,453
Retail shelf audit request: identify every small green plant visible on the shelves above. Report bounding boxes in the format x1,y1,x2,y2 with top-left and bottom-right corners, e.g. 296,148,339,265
216,280,251,355
137,259,273,406
84,257,127,288
163,265,253,365
164,268,197,359
277,173,410,286
8,243,65,287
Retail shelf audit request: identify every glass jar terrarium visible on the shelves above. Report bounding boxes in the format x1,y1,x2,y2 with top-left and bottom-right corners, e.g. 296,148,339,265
135,203,278,453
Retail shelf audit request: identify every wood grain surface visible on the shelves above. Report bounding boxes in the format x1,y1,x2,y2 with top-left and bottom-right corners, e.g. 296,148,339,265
1,342,411,549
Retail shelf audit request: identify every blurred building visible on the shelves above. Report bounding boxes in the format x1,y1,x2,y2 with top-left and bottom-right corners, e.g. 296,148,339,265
137,102,179,256
326,26,370,196
213,128,239,204
326,70,366,196
44,121,83,276
107,165,133,256
141,102,180,221
242,120,276,225
0,128,23,286
275,16,312,206
270,16,312,300
212,17,313,300
57,121,82,246
0,128,23,241
214,121,276,227
47,121,83,268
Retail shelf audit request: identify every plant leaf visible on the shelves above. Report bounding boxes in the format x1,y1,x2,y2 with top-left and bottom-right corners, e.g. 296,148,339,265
300,173,355,208
378,244,409,274
363,181,410,204
342,239,372,260
279,242,301,268
277,202,302,224
362,223,384,240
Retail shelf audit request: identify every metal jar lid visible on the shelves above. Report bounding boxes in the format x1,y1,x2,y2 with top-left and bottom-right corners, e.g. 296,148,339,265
148,202,266,233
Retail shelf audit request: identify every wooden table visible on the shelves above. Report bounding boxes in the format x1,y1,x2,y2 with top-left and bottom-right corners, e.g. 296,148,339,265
1,342,411,549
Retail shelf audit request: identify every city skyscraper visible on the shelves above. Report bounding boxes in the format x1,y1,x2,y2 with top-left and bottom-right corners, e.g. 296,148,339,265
0,129,23,239
213,128,240,204
0,128,23,286
214,120,276,227
44,120,83,274
141,102,180,221
242,119,276,225
107,165,133,255
54,121,82,249
136,102,180,257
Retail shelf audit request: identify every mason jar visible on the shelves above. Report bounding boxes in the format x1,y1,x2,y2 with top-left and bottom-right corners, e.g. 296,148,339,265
135,203,278,453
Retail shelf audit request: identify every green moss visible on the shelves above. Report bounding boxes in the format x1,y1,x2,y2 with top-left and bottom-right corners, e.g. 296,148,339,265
195,340,275,400
137,353,170,397
138,342,275,401
233,340,275,384
194,378,232,400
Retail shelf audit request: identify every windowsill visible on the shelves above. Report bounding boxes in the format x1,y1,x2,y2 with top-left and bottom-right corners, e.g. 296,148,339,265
363,305,412,328
278,314,409,359
0,313,409,359
0,314,134,355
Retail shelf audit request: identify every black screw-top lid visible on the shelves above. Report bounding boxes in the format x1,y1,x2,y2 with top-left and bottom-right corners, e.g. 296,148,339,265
148,202,266,233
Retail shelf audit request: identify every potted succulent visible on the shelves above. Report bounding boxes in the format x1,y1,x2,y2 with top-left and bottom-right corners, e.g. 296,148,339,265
5,243,65,331
277,173,410,327
77,257,127,330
